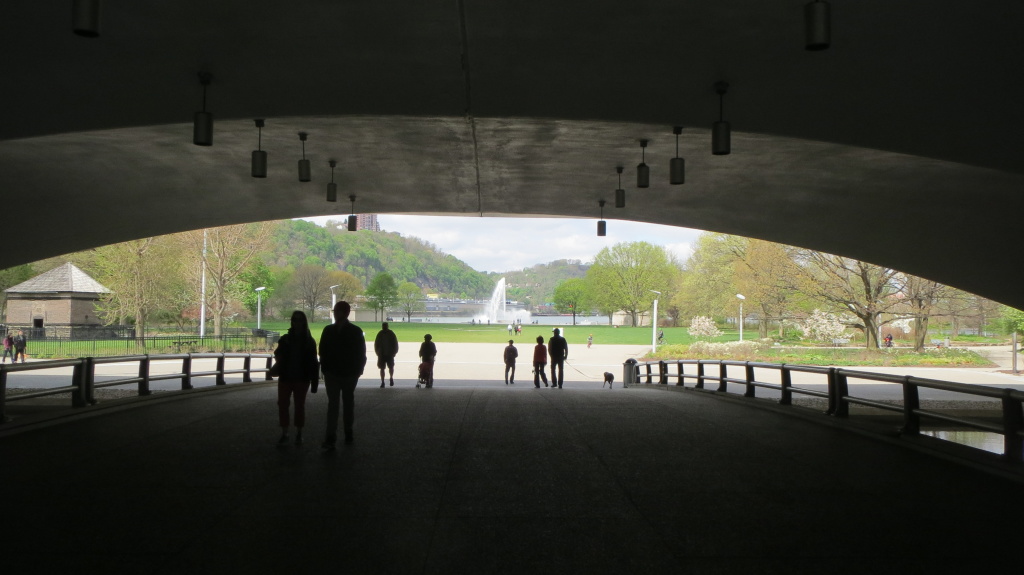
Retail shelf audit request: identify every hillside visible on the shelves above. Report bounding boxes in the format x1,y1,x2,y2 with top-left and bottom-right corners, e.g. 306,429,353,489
269,220,495,299
491,259,590,308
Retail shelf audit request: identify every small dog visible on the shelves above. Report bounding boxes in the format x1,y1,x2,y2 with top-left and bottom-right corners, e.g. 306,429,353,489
602,372,614,389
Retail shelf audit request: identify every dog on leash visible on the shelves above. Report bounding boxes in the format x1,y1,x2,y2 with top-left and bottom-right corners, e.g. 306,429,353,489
602,372,614,389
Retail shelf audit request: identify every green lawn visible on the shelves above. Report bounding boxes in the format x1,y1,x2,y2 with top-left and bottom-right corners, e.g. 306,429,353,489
261,321,728,346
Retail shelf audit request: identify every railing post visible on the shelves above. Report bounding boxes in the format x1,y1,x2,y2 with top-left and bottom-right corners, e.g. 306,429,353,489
779,364,792,406
1001,388,1023,463
695,362,705,389
644,363,654,384
744,362,756,398
901,376,920,436
139,356,151,396
658,360,667,385
72,358,89,407
265,355,274,381
86,356,97,405
0,366,9,423
242,355,253,383
182,354,193,390
717,362,727,393
825,367,837,415
833,369,850,418
676,360,685,386
216,355,226,386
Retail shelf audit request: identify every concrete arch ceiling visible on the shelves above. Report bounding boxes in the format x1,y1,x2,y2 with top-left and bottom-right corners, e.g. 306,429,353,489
3,2,1024,307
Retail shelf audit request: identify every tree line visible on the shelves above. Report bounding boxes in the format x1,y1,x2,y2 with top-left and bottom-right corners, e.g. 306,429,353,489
551,234,1009,351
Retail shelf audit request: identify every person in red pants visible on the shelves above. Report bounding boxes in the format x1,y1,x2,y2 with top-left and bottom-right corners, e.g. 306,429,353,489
273,311,320,446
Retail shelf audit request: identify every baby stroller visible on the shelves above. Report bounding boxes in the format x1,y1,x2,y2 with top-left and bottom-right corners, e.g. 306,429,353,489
417,361,432,388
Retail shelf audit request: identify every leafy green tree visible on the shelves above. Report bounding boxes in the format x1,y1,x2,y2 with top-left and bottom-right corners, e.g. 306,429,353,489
0,264,35,317
586,242,674,327
396,281,425,322
553,278,590,325
672,233,742,320
364,272,398,321
1001,307,1024,337
92,237,181,337
239,260,276,316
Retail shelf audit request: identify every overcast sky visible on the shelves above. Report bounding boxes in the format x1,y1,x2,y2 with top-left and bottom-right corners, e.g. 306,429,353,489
299,215,703,273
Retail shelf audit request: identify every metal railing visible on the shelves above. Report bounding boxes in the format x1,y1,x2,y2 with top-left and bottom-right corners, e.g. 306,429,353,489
625,359,1024,463
0,352,274,423
14,334,279,360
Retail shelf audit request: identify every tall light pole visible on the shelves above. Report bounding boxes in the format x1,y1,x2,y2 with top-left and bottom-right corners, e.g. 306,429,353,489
255,287,266,330
736,293,746,342
199,229,208,337
329,284,340,322
651,290,661,354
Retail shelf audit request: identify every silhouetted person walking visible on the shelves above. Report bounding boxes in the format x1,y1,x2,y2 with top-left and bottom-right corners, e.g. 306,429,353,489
319,301,366,448
503,339,518,384
419,334,437,388
1,333,13,363
273,311,320,446
12,330,27,363
548,328,568,388
374,321,399,387
533,335,549,388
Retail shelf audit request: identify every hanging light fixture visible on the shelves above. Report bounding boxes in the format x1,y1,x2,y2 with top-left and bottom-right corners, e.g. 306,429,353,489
327,160,338,202
670,127,685,184
251,119,267,178
805,1,830,51
348,195,358,231
597,200,607,236
72,0,101,37
192,73,213,146
713,82,731,156
614,167,626,208
297,132,311,182
636,139,649,188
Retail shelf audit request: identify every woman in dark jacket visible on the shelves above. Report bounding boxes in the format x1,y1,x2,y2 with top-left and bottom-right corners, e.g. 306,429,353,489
274,311,320,445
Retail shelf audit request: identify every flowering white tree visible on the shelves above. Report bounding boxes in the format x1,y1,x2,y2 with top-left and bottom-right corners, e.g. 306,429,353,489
689,316,723,340
800,309,849,343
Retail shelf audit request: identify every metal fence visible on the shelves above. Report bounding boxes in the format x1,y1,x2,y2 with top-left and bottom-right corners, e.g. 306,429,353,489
0,352,274,423
624,358,1024,464
17,333,279,359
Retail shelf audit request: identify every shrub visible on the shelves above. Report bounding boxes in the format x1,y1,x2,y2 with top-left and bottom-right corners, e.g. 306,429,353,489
689,316,723,340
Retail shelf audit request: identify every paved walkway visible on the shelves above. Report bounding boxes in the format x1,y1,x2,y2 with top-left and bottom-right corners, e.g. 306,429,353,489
3,368,1024,573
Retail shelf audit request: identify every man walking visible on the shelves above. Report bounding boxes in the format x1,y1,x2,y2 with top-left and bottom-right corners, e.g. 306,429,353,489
12,330,27,363
548,328,568,388
374,322,399,388
319,301,366,448
503,339,518,385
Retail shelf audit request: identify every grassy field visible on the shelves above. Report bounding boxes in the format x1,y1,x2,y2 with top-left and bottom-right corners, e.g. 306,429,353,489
260,321,726,346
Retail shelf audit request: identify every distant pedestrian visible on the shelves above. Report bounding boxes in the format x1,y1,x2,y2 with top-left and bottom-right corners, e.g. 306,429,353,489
587,334,593,348
12,330,27,363
1,333,13,363
318,301,367,449
418,334,437,388
272,311,320,446
533,335,549,388
548,328,568,388
374,321,399,387
507,323,514,335
503,339,518,385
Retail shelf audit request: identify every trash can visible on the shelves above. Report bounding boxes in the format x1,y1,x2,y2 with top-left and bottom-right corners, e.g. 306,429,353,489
623,358,639,387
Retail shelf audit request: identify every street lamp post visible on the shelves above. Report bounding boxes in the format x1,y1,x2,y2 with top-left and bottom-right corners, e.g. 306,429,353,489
651,290,661,354
329,284,340,321
736,293,746,342
255,287,266,330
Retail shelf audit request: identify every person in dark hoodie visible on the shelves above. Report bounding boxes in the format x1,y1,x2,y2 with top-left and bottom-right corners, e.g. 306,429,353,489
273,310,320,446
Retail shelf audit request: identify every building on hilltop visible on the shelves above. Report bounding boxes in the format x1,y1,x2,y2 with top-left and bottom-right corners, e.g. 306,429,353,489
355,214,380,231
4,262,111,338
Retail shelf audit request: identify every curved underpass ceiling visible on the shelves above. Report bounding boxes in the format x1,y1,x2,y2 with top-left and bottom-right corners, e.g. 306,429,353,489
3,2,1024,307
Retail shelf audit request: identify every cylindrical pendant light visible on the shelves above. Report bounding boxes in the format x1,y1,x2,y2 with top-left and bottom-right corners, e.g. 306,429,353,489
297,132,311,182
805,1,830,51
72,0,101,37
192,73,213,146
712,82,731,156
251,119,267,178
347,195,358,231
636,139,649,188
670,126,685,184
614,167,625,208
327,160,338,202
597,200,607,236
